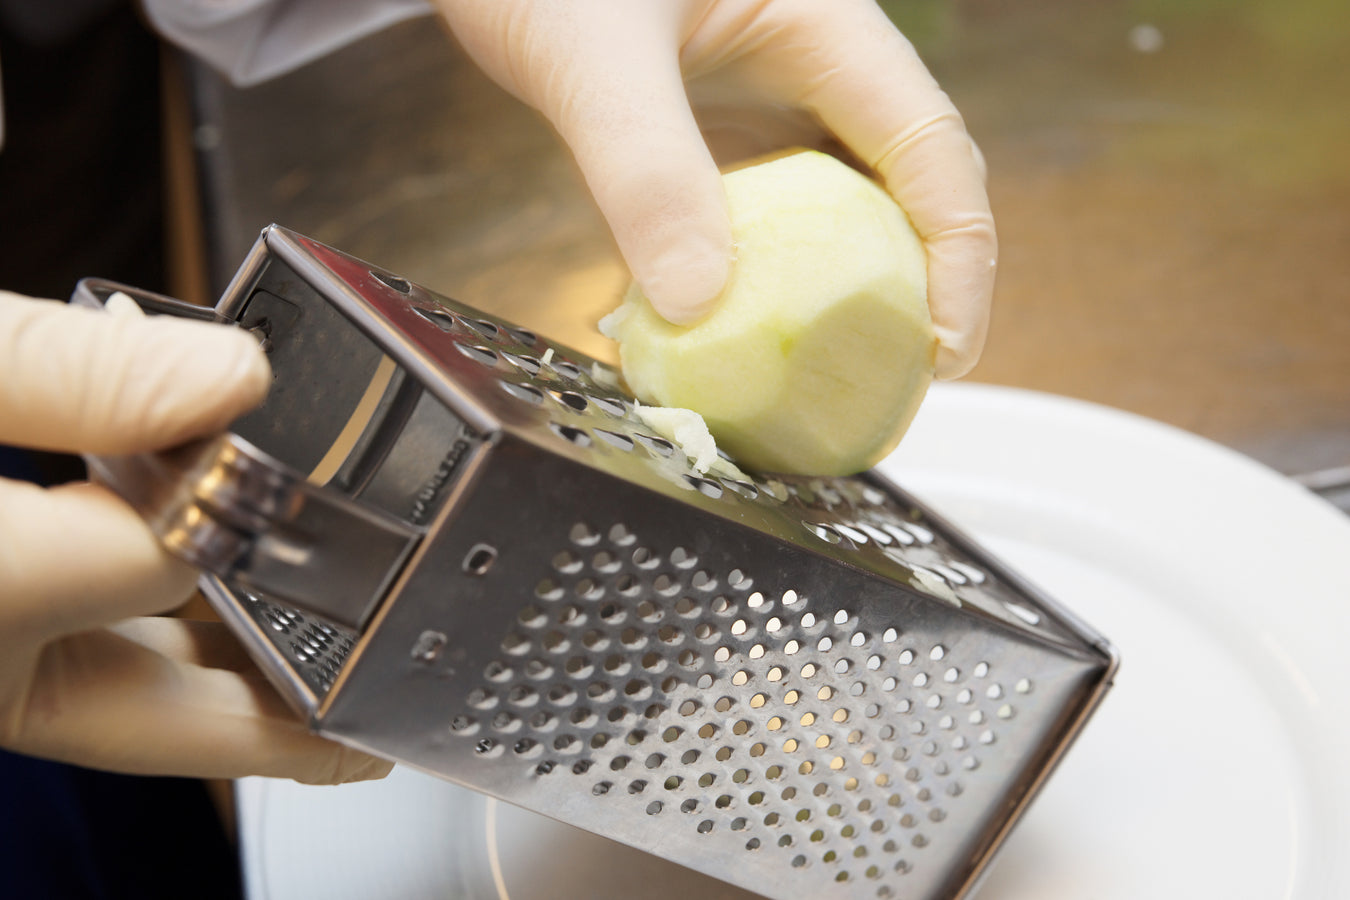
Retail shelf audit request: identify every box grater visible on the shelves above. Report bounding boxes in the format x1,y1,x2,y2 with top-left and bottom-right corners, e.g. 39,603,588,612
76,225,1117,900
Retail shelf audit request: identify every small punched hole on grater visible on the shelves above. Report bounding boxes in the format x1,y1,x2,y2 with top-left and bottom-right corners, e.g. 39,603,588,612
463,544,497,575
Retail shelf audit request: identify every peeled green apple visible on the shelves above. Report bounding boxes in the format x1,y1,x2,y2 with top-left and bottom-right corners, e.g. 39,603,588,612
602,150,934,476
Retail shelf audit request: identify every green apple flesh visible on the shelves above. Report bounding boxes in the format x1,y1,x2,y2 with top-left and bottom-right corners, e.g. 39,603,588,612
604,150,934,476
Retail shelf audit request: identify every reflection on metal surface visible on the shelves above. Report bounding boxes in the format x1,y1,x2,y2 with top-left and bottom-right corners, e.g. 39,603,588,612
187,0,1349,475
309,355,398,486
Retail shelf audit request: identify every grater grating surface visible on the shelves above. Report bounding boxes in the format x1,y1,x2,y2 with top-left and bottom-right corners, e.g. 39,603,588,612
244,594,357,696
77,226,1116,900
457,517,1061,891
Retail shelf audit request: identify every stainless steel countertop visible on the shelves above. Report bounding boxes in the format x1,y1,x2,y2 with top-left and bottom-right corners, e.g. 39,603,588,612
183,0,1350,492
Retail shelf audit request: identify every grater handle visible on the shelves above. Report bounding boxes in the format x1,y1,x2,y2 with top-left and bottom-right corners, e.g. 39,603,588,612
71,279,423,631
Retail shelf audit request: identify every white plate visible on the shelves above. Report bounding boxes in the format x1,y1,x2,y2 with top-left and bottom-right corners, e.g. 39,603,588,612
239,384,1350,900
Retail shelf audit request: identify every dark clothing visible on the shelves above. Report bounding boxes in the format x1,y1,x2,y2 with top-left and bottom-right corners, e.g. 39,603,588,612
1,6,243,898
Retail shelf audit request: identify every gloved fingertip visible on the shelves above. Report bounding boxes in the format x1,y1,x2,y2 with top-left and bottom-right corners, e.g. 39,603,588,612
346,754,396,784
143,319,272,436
932,333,979,381
105,292,148,319
639,236,732,325
227,330,273,400
202,324,272,404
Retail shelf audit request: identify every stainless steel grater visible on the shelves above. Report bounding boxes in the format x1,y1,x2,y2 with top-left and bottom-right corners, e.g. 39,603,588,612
76,225,1117,900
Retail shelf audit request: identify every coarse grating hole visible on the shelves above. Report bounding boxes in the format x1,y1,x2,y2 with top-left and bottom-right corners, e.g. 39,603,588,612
905,522,934,543
373,270,412,293
930,562,968,585
685,475,723,498
457,343,498,367
549,358,583,381
837,523,869,544
570,522,601,545
594,429,635,451
858,522,892,544
669,547,696,567
633,433,675,457
723,478,759,499
552,550,581,573
1004,601,1042,625
463,544,497,575
465,318,501,340
881,523,914,545
550,389,588,411
412,306,456,330
590,395,627,417
592,550,622,573
809,523,843,544
500,350,542,374
505,325,537,346
550,422,592,447
949,561,986,584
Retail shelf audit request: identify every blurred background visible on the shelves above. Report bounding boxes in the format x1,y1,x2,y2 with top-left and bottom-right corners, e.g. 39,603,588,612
176,0,1350,495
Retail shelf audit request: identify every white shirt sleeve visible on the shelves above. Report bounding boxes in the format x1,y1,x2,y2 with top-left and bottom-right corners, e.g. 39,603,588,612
141,0,434,87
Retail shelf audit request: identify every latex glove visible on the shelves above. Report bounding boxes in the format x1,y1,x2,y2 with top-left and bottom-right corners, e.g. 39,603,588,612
0,291,391,784
436,0,996,378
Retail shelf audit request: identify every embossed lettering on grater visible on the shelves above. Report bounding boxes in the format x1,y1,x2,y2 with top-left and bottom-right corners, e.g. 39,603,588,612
77,226,1116,900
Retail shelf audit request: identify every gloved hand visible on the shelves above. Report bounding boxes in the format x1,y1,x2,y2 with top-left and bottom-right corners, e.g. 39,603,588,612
0,291,391,784
436,0,996,378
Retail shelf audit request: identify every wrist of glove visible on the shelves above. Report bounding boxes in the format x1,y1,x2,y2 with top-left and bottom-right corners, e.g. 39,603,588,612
0,291,390,784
